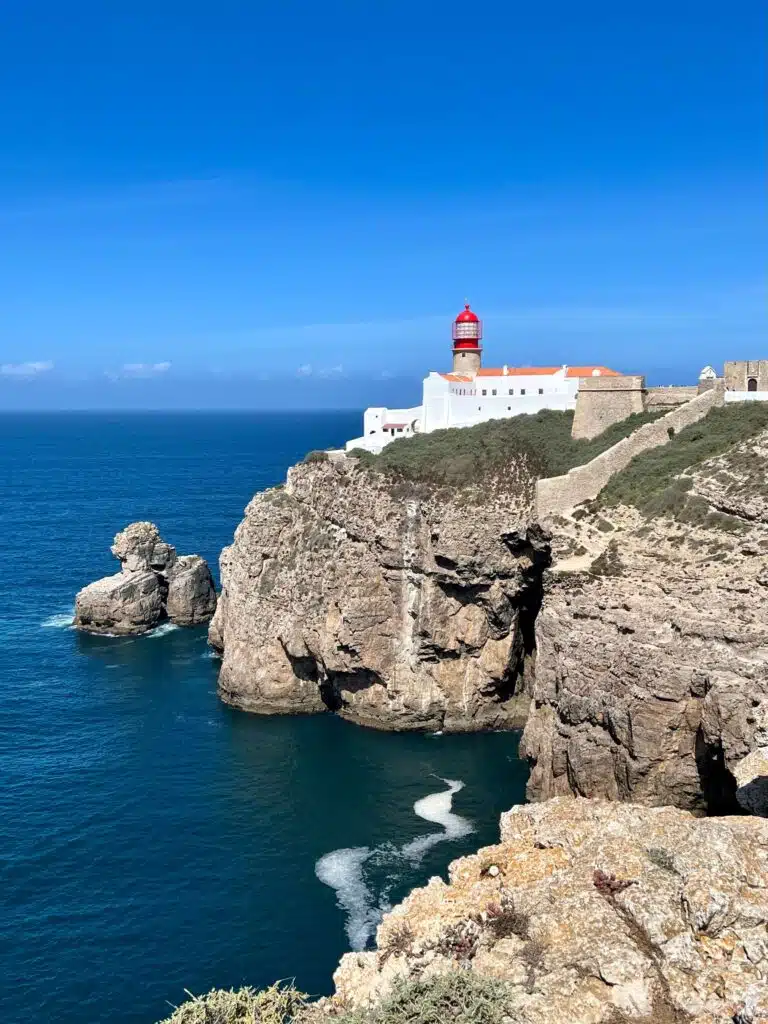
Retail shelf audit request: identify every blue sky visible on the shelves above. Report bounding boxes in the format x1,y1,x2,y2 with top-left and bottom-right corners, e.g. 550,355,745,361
0,0,765,409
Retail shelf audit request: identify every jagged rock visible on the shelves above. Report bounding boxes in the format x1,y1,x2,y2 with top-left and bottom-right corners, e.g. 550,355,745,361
327,798,768,1024
73,570,166,635
522,430,768,814
209,458,545,730
110,521,176,573
74,522,216,635
734,749,768,817
166,555,218,625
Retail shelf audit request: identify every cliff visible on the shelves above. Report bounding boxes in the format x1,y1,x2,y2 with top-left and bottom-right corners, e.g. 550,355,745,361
325,798,768,1023
523,424,768,815
210,454,546,730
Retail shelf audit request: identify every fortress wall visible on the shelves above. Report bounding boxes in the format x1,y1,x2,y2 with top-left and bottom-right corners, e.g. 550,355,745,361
571,375,646,440
537,383,724,517
645,385,698,409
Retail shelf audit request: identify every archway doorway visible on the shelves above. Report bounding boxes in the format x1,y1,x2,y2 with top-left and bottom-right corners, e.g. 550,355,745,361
748,377,758,392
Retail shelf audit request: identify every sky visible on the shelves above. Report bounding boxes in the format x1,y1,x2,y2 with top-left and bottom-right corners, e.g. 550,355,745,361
0,0,765,410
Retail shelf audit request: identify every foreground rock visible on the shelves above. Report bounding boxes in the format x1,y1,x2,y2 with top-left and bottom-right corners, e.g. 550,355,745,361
523,429,768,815
210,456,546,731
329,798,768,1024
74,522,216,635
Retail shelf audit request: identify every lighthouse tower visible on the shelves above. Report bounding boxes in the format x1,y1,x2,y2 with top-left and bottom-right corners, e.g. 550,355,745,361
452,303,482,374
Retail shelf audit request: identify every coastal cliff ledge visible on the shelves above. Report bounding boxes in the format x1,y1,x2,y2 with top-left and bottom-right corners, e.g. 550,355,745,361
209,453,546,731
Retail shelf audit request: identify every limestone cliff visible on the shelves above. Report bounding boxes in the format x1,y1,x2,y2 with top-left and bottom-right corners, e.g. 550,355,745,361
522,429,768,815
210,456,547,731
326,798,768,1024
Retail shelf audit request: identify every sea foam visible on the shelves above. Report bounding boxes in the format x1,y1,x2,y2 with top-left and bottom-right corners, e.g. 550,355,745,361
41,612,74,629
315,846,379,950
316,777,474,948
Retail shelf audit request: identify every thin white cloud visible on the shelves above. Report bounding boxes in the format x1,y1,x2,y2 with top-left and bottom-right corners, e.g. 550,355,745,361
296,364,313,377
118,361,172,378
317,364,344,379
0,360,54,377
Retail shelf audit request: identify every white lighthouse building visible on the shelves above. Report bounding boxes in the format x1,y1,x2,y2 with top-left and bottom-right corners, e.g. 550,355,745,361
345,303,620,453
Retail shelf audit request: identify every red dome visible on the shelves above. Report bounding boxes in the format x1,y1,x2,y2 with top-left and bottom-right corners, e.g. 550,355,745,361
455,303,479,323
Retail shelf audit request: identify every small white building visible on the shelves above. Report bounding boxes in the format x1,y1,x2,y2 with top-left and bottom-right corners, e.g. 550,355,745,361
345,304,620,453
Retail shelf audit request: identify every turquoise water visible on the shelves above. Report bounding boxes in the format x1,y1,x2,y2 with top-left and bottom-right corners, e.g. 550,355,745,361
1,413,528,1023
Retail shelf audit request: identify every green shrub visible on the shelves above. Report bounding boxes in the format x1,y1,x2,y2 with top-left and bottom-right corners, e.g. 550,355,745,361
598,403,768,519
157,983,309,1024
335,972,515,1024
303,450,329,464
352,408,665,489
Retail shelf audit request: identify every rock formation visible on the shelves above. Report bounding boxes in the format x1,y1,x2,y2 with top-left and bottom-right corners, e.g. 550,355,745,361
74,522,216,635
210,456,546,730
327,798,768,1024
523,429,768,815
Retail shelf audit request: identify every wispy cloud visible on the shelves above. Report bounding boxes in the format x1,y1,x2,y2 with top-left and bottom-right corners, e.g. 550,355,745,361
106,361,172,380
295,363,345,378
0,360,54,377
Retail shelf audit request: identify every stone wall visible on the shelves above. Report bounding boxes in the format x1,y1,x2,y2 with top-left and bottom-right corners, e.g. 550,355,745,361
537,383,725,516
570,375,645,439
725,360,768,391
645,385,698,409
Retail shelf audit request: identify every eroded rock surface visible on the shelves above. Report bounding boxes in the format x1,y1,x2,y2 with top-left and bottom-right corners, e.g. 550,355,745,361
328,798,768,1024
75,522,216,635
523,430,768,814
210,457,545,730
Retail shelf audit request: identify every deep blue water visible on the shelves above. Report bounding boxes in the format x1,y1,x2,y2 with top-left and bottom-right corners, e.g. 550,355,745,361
0,413,528,1024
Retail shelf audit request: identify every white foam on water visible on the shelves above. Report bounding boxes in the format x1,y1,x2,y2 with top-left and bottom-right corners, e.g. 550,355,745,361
316,778,475,948
201,649,221,660
401,777,474,862
147,622,180,638
41,612,74,629
315,846,382,951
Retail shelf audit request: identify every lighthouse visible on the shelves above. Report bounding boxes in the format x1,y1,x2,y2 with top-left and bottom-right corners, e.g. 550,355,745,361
452,303,482,374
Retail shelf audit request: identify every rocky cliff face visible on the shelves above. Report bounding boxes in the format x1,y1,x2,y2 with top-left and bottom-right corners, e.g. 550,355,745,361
522,430,768,816
327,798,768,1024
75,522,217,635
210,456,547,731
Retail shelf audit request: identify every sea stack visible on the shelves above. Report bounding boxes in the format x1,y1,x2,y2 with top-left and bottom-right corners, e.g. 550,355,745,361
74,521,216,635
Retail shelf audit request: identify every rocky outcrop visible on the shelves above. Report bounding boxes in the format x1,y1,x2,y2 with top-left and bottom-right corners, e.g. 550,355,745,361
327,798,768,1024
522,430,768,815
210,457,546,731
74,522,216,635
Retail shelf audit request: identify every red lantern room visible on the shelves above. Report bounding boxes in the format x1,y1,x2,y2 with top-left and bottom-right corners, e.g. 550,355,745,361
451,303,483,373
452,303,483,349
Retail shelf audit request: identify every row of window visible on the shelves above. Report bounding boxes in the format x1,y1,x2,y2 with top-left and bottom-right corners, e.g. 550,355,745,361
454,387,547,397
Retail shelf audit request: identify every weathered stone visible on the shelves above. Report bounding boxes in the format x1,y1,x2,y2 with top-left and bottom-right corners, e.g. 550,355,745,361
523,429,768,815
166,555,217,625
74,522,216,635
110,521,176,573
326,798,768,1024
210,458,546,730
74,570,165,635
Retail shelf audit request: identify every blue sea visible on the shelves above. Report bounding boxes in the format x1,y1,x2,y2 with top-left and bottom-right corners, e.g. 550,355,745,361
0,413,528,1023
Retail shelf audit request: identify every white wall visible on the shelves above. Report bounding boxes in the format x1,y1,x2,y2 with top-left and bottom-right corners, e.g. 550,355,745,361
724,391,768,403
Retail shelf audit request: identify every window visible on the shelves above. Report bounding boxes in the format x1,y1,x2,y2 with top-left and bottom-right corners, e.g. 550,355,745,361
507,406,511,411
508,388,513,395
491,389,497,396
397,428,403,433
538,388,543,395
481,389,487,396
748,377,758,392
520,388,526,395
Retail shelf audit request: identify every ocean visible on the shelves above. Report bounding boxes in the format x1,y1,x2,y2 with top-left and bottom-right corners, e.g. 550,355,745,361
0,412,528,1023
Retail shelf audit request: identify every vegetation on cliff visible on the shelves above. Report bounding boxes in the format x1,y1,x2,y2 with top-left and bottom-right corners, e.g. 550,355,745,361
158,974,512,1024
597,402,768,524
348,408,663,487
